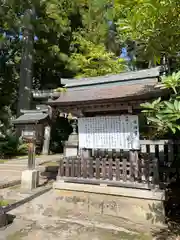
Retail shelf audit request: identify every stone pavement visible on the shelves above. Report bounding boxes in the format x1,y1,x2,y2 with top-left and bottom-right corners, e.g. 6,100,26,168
0,154,61,185
0,188,178,239
1,190,153,240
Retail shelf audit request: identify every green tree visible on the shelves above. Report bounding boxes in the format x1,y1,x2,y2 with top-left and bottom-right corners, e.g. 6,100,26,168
141,71,180,135
68,33,125,77
0,0,80,132
115,0,180,68
67,0,125,77
0,35,21,135
0,0,125,138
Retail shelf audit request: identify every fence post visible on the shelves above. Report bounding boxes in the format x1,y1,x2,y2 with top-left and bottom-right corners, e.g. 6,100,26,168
115,153,120,181
65,157,70,177
102,151,107,180
57,156,64,180
108,157,113,180
129,151,135,182
77,156,81,178
89,157,94,178
152,158,159,187
82,155,87,179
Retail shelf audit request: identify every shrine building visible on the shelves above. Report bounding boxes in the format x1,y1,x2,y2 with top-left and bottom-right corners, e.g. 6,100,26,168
15,66,172,226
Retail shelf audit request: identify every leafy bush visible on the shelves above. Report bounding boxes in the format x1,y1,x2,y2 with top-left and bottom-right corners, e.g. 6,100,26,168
0,134,28,158
0,135,19,158
17,143,28,156
68,33,126,78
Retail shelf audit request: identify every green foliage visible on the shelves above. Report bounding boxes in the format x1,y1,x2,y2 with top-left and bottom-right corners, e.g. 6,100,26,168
78,0,113,44
0,0,121,88
158,72,180,95
66,0,125,78
115,0,180,66
0,0,80,133
0,0,126,146
0,37,21,135
54,87,67,93
68,34,125,77
1,0,180,142
141,71,180,135
0,134,28,158
0,199,9,206
0,134,19,158
17,142,28,156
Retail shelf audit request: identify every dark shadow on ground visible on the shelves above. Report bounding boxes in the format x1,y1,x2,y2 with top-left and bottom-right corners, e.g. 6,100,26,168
0,214,16,230
40,166,59,181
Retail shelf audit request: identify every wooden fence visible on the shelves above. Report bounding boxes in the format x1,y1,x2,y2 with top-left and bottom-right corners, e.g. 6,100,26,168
58,140,180,190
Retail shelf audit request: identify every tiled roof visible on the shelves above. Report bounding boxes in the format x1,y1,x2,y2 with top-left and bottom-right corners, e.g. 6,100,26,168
12,112,49,124
61,67,161,88
48,82,164,106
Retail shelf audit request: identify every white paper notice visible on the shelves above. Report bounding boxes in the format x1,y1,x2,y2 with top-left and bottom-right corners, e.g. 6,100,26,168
78,115,140,150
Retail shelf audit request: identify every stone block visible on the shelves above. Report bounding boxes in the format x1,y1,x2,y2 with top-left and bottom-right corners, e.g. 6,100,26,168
21,170,39,190
53,181,165,228
64,146,78,157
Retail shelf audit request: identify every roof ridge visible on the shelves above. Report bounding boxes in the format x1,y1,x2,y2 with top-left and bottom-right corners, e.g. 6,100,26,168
61,67,161,88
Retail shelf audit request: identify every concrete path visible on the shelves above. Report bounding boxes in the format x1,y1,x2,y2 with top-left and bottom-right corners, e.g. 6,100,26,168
0,155,61,184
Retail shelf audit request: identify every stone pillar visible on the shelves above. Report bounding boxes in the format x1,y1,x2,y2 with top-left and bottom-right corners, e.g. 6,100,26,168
21,169,39,190
42,125,51,155
64,118,79,157
21,136,39,191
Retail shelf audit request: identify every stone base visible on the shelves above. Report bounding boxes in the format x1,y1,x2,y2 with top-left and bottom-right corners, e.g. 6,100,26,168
64,146,78,157
53,181,165,228
21,170,39,190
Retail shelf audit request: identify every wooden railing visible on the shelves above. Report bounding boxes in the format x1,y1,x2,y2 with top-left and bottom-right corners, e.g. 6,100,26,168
57,140,180,190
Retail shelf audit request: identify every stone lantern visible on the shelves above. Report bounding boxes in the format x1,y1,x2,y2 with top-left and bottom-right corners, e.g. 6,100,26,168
12,108,50,190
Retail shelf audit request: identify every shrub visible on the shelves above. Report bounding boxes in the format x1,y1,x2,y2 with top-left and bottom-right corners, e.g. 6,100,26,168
0,134,19,158
0,134,28,158
17,143,28,156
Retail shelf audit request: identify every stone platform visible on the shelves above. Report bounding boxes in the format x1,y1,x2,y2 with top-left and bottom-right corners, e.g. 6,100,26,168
53,181,165,229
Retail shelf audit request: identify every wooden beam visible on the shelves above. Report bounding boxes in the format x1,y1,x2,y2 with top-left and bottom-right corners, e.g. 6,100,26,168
83,103,129,112
55,100,144,114
128,106,133,113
